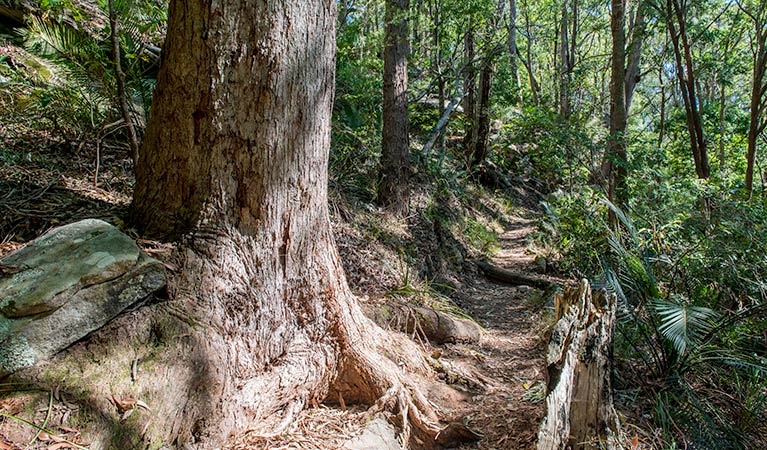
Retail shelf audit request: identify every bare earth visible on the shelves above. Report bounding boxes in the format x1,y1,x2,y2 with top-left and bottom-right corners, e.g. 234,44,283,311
445,218,548,450
231,217,550,450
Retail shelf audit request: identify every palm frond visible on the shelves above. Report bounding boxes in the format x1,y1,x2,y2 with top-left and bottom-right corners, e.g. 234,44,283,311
654,298,718,355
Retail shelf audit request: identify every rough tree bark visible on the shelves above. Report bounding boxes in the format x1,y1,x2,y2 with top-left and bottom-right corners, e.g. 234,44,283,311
380,0,411,214
607,0,628,210
537,281,620,450
470,59,494,167
131,0,454,446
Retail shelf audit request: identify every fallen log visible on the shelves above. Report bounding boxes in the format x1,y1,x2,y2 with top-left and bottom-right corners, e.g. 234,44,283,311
477,260,554,290
537,280,620,450
363,301,481,344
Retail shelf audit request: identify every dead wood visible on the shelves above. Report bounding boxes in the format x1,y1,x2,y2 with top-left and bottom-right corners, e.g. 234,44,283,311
477,260,554,290
537,280,620,450
363,301,482,344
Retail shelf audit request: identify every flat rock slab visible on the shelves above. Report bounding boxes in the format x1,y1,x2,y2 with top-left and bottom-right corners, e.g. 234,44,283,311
0,219,165,375
343,418,402,450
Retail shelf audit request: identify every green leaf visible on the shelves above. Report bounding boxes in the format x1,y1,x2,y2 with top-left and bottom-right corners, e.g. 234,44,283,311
654,298,718,355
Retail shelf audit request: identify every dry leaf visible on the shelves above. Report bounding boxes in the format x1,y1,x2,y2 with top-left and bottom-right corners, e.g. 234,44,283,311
120,408,134,421
0,439,13,450
110,395,136,413
47,443,75,450
135,400,150,411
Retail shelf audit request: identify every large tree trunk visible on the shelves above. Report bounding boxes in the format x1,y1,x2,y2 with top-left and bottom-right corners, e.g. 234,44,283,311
379,0,411,214
470,59,494,167
131,0,444,446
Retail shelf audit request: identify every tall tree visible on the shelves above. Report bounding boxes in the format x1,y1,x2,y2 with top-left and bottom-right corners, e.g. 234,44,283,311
507,0,521,101
132,0,442,445
470,58,495,166
557,0,577,118
463,21,477,159
664,0,711,178
520,0,541,104
624,0,645,114
740,0,767,196
379,0,411,213
608,0,628,209
108,0,140,165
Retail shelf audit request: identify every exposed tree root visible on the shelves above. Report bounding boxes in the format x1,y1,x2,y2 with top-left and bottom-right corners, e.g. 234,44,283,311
136,238,481,449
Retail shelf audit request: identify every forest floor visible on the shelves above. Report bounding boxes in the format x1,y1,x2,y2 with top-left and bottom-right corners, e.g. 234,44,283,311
445,219,551,449
234,216,555,450
0,140,557,449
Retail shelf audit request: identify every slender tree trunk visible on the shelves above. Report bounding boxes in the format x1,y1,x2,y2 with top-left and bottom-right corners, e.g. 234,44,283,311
432,1,446,152
718,78,727,173
131,0,445,445
508,0,520,102
658,59,667,149
666,0,710,178
108,0,140,166
746,29,767,196
521,0,540,105
608,0,628,211
624,0,644,114
379,0,411,214
558,1,571,118
463,23,476,159
471,59,494,167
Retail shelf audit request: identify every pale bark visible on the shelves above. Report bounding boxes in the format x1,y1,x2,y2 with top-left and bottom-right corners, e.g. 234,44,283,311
538,281,620,450
379,0,411,214
131,0,450,446
508,0,520,101
624,0,645,114
521,0,541,105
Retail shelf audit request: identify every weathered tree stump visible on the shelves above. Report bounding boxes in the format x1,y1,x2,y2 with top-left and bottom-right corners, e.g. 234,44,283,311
537,280,620,450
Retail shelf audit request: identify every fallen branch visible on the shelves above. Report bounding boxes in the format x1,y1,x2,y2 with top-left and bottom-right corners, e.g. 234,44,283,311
421,96,462,158
476,260,554,290
363,301,482,344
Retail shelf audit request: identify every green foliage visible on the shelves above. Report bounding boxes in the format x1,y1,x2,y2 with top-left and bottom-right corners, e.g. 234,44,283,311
501,106,595,188
1,1,163,151
540,182,767,446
